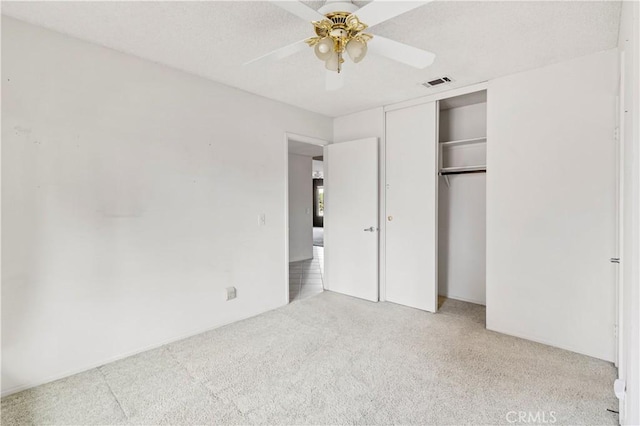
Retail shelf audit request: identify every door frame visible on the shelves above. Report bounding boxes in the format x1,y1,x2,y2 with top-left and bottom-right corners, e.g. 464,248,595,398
615,50,626,416
284,132,330,305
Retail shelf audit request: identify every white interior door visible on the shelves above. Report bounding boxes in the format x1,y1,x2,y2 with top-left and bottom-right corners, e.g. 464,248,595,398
385,102,439,312
324,138,378,302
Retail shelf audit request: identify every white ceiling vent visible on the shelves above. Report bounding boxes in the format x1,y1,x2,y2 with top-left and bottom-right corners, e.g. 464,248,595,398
422,76,452,88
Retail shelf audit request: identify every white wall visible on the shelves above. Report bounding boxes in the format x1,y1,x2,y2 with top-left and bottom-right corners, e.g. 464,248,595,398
618,1,640,423
438,103,487,305
486,49,618,362
288,154,313,262
1,17,332,395
333,107,384,144
439,103,487,142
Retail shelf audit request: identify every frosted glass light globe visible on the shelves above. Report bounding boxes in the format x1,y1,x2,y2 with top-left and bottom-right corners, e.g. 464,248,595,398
314,37,334,61
325,51,340,71
346,39,367,63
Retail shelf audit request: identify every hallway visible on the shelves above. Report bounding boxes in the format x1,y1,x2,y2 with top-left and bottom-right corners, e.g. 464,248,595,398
289,246,324,302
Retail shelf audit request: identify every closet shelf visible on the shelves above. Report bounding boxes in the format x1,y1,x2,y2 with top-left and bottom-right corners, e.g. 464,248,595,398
439,165,487,176
439,137,486,147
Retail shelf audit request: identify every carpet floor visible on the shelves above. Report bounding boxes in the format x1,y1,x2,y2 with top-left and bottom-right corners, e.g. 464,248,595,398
1,292,618,425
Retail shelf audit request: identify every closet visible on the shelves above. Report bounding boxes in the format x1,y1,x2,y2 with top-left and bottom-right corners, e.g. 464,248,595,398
437,91,487,306
385,50,617,362
385,89,487,314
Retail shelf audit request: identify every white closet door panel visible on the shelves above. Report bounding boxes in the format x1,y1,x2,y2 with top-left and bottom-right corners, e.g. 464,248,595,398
486,50,617,361
385,102,438,312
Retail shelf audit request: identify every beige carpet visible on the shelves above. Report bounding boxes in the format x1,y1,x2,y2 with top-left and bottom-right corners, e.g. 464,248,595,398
1,292,618,425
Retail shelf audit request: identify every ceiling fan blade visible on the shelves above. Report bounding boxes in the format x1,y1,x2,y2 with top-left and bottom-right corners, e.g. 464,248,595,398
355,1,433,28
269,0,325,22
244,39,308,65
326,70,344,91
368,36,435,68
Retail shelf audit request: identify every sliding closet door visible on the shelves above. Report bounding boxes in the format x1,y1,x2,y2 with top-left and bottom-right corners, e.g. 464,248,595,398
486,50,617,361
385,102,438,312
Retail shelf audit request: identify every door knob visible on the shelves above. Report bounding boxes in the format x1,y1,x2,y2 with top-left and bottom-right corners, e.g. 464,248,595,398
364,226,377,232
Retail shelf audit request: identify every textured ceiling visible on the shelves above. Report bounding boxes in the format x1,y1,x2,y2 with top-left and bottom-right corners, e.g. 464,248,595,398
1,1,621,117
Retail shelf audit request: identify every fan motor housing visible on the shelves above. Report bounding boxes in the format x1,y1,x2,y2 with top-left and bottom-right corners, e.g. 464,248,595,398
318,1,358,14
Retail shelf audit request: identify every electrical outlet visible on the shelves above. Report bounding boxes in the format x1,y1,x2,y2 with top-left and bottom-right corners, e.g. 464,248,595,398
226,287,237,301
259,213,266,226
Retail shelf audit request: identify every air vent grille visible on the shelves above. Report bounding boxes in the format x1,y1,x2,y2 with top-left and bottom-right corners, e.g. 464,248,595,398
422,76,452,88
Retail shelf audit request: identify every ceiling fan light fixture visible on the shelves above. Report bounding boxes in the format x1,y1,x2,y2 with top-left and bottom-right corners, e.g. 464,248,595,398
305,11,371,73
251,1,438,88
346,38,367,63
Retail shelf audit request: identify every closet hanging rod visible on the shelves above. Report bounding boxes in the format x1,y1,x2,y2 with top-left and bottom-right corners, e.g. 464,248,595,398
439,169,486,176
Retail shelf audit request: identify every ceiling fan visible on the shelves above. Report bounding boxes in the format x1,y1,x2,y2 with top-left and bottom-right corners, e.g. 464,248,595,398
245,0,436,90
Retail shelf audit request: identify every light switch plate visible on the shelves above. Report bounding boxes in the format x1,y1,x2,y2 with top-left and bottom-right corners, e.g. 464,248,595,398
226,287,237,301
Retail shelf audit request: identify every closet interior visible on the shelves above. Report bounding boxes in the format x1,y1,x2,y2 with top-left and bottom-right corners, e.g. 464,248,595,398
437,90,487,307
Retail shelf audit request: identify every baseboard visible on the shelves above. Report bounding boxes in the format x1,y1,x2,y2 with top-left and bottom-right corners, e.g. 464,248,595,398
439,293,486,306
486,323,615,363
1,303,286,398
289,255,313,262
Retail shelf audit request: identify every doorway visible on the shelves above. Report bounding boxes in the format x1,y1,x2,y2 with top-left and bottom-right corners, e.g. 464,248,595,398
285,135,380,304
312,156,324,248
287,137,326,302
313,179,324,228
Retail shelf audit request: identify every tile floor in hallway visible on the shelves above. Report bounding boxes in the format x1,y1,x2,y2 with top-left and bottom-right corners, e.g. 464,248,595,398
289,246,324,302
